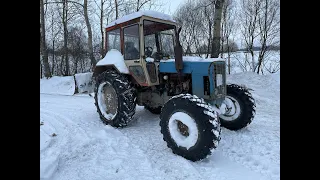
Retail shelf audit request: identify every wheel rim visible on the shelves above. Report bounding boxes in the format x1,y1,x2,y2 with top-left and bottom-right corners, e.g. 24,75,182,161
97,82,118,120
168,112,199,150
219,96,241,121
177,120,190,137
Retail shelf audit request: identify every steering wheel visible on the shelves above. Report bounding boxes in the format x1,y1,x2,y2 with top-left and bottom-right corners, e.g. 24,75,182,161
145,46,153,57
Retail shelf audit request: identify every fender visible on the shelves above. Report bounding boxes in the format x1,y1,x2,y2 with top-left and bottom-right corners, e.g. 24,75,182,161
93,49,129,78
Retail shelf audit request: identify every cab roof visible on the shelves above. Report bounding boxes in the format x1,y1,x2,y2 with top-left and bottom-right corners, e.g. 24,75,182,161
105,10,176,29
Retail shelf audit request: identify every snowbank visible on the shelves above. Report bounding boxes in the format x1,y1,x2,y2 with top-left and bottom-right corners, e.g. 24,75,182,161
227,71,280,91
40,76,75,95
40,73,95,96
74,72,94,93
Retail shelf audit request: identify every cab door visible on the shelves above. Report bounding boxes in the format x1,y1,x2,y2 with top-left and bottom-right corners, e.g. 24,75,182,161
122,23,157,86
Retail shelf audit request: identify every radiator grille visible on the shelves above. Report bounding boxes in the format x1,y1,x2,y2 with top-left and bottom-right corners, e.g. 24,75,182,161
213,61,226,98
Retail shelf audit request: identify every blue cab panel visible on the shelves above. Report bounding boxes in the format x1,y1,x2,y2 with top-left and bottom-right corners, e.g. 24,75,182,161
159,61,214,99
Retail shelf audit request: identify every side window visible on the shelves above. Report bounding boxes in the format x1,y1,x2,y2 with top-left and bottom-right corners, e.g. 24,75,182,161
124,24,140,60
107,28,120,52
160,31,175,57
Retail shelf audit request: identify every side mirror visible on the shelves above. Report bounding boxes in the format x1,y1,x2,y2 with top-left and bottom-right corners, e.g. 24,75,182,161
174,26,183,71
177,26,182,35
175,26,182,45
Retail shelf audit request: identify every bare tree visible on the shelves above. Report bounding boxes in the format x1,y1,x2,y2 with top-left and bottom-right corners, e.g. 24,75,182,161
264,56,280,73
239,0,262,71
84,0,96,69
93,0,117,58
256,0,279,74
61,0,70,76
99,0,107,57
40,0,52,78
211,0,225,58
114,0,119,19
203,4,214,58
94,0,109,57
136,0,151,11
48,7,63,75
68,27,87,74
221,0,236,74
174,1,202,55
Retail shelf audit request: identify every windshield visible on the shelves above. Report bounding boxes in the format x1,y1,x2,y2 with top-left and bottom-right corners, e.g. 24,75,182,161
143,20,175,61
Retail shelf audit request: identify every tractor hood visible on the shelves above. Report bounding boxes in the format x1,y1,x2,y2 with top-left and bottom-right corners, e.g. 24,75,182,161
158,56,225,74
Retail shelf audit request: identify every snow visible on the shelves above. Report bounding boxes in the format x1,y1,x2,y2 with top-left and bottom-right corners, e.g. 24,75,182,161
96,49,129,74
74,72,94,93
161,56,225,62
168,112,199,149
106,10,175,28
40,76,75,95
146,57,155,62
40,72,279,180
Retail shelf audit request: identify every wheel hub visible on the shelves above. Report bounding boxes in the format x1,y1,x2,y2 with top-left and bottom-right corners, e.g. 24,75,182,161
219,96,241,121
97,81,118,120
103,85,118,115
176,120,189,137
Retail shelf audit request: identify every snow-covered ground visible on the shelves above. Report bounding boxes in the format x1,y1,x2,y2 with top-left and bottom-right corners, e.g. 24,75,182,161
40,72,280,180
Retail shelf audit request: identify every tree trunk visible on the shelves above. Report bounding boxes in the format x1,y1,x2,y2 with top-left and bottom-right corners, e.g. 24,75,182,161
211,0,225,58
52,40,55,74
205,6,211,58
63,0,69,76
84,0,96,70
114,0,118,19
74,58,78,74
40,60,43,79
100,0,105,58
257,45,266,74
40,0,51,78
227,39,230,74
136,0,140,12
250,50,254,71
60,55,64,76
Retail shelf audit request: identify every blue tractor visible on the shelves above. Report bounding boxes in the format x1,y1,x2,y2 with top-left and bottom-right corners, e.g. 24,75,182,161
93,11,256,161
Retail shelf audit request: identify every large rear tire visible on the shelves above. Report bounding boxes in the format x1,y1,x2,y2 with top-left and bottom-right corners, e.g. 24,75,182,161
160,94,221,161
94,70,136,127
219,84,256,130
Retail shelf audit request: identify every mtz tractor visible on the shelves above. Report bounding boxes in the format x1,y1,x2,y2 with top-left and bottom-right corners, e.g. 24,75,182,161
92,11,256,161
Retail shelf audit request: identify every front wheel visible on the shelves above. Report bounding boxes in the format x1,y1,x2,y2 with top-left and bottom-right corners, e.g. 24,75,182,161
219,84,256,130
160,94,221,161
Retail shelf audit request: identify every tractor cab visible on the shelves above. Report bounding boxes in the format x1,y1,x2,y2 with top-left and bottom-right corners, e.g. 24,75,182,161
99,11,179,86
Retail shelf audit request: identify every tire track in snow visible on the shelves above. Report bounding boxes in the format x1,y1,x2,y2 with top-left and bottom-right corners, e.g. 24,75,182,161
218,127,279,180
40,96,168,180
40,108,93,179
193,150,269,180
40,109,71,179
122,107,204,180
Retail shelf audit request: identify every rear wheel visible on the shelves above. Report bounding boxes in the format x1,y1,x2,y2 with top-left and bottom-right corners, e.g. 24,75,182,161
160,94,221,161
219,84,256,130
94,70,136,127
